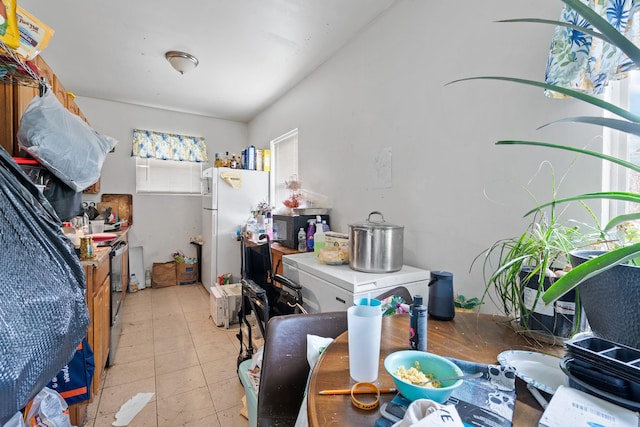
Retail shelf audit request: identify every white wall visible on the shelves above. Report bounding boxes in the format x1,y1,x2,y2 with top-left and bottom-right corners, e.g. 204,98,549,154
248,0,603,312
75,97,248,273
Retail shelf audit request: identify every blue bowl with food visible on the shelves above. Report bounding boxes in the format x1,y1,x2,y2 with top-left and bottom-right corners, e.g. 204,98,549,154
384,350,463,403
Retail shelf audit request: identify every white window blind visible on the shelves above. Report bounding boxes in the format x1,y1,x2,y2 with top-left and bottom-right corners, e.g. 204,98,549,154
270,129,299,208
135,157,203,194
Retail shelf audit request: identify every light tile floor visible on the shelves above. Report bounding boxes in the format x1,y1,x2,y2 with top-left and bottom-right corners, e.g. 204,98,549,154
83,283,249,427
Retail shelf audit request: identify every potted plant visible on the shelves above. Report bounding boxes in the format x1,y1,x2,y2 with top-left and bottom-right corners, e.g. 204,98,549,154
457,0,640,348
454,294,483,313
475,190,598,339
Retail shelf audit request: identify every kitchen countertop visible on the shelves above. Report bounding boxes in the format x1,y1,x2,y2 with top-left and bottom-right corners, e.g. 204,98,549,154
79,228,129,266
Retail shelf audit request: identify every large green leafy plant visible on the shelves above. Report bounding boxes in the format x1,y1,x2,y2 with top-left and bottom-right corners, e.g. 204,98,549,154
457,0,640,306
474,165,599,334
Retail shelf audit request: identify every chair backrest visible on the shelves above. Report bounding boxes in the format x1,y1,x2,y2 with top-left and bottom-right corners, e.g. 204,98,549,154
375,285,413,305
257,311,348,427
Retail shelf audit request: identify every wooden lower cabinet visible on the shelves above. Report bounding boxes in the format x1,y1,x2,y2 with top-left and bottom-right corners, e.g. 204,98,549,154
271,243,302,276
67,251,111,425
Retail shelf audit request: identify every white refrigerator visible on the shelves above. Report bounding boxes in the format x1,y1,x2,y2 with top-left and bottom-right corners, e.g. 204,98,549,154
202,167,269,292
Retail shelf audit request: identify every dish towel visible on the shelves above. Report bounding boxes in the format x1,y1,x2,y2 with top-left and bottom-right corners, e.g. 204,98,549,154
376,357,517,427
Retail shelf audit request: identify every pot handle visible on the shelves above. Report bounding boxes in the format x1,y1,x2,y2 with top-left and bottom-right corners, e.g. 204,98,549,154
367,211,385,223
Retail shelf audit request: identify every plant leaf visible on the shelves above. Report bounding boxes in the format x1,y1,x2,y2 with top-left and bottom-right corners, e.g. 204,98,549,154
447,76,640,122
496,140,640,174
542,243,640,303
538,116,640,135
561,0,640,66
604,213,640,232
496,18,615,44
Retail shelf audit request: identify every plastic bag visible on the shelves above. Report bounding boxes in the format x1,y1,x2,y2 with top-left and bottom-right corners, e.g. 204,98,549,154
24,387,73,427
1,412,25,427
17,90,118,192
0,0,19,49
294,335,335,427
14,6,54,61
0,148,89,424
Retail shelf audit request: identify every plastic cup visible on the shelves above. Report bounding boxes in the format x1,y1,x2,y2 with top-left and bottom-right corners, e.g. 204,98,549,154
348,299,383,382
90,220,104,234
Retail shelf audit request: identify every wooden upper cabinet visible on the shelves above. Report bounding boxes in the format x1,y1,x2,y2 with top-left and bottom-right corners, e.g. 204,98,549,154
53,75,67,107
33,56,54,92
1,55,91,156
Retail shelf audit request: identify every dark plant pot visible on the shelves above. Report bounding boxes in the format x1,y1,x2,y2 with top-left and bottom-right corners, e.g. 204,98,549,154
519,267,577,338
570,250,640,349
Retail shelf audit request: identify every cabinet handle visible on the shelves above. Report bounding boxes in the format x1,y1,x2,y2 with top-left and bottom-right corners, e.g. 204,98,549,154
335,297,346,304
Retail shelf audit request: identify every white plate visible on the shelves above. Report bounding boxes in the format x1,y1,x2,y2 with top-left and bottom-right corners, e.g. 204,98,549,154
497,350,567,394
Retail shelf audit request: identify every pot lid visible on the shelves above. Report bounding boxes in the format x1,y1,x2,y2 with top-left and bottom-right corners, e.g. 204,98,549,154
349,211,404,230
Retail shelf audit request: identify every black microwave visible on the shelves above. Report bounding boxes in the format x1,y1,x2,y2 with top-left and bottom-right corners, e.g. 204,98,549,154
272,214,331,249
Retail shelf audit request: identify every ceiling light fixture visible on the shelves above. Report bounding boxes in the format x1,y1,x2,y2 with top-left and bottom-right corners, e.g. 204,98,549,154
165,51,199,75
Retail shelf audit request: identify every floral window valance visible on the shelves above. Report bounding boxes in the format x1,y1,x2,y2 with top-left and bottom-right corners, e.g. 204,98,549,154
545,0,640,98
132,129,208,162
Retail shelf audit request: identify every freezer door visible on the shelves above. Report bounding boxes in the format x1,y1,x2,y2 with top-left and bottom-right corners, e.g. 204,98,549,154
201,167,217,210
202,208,218,291
283,261,428,313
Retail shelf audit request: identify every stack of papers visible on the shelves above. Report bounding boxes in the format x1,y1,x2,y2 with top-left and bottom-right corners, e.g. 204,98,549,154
539,385,640,427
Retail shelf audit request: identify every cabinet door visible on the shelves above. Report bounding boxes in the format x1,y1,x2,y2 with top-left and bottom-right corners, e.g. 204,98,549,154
0,84,14,155
53,75,67,106
92,276,110,396
34,56,54,90
121,247,129,300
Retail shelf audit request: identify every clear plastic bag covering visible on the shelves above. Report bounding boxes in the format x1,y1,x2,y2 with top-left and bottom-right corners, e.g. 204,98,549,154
16,90,118,192
0,148,89,424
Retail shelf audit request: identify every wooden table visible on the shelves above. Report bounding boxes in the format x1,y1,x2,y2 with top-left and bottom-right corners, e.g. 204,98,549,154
307,312,565,426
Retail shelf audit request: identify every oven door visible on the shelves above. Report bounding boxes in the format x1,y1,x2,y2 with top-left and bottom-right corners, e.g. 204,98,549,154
107,239,127,366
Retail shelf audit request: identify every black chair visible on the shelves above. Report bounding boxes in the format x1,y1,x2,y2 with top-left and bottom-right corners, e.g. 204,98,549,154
376,285,413,305
257,311,348,427
237,235,306,366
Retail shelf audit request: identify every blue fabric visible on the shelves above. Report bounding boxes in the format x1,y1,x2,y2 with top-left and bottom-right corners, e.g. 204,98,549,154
47,338,95,405
132,129,208,162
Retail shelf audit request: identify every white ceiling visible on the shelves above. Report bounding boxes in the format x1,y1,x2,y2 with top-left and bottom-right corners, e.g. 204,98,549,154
19,0,397,123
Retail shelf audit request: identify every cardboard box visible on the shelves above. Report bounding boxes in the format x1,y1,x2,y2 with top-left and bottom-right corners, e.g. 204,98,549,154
176,262,198,285
210,283,242,328
152,261,176,288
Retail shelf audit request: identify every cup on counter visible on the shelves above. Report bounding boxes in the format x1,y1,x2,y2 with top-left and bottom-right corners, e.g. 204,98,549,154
90,220,104,234
348,298,383,382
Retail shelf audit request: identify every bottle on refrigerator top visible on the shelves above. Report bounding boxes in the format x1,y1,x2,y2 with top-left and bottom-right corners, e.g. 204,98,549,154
306,220,315,252
297,228,307,252
247,145,256,170
262,149,271,172
313,217,326,256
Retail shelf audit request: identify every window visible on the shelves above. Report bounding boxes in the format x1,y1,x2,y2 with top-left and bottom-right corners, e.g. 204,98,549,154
135,157,203,194
269,129,299,208
132,129,207,195
603,72,640,223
